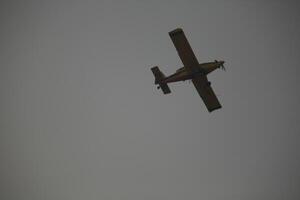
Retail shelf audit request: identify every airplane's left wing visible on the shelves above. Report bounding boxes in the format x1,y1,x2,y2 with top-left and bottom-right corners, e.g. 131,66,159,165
192,75,222,112
169,28,199,72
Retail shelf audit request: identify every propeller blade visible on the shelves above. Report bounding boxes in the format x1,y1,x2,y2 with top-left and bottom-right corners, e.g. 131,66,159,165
222,64,226,71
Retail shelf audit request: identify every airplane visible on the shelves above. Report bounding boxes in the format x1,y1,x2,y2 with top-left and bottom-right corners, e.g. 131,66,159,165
151,28,225,112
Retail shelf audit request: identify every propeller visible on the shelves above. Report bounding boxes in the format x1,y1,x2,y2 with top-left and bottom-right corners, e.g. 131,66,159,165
215,60,226,71
220,63,226,71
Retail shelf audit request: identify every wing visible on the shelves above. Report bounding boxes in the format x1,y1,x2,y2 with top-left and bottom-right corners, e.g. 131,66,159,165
192,75,222,112
169,28,199,72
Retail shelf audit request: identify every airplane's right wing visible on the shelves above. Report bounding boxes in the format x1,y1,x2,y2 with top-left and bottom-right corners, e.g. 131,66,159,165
169,28,199,72
192,75,222,112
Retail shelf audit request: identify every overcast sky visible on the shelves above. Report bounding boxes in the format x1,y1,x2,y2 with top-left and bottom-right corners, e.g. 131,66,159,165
1,1,300,200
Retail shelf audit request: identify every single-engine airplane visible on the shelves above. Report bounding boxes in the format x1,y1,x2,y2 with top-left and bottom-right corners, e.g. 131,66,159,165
151,28,225,112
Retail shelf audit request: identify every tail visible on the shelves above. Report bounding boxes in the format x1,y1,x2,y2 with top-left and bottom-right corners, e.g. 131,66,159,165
151,66,171,94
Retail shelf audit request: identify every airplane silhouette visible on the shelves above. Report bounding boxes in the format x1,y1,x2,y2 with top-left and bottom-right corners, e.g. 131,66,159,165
151,28,225,112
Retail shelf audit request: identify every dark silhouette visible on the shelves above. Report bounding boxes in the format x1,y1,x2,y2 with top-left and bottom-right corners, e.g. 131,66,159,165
151,28,225,112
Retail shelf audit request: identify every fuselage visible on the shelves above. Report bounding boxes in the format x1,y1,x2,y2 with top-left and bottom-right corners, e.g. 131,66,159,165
164,61,224,83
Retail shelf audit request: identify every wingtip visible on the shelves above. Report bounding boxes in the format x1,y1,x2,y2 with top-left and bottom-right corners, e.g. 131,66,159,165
208,105,222,113
169,28,183,36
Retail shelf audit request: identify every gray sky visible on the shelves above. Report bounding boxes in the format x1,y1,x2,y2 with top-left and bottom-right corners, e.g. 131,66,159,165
1,0,300,200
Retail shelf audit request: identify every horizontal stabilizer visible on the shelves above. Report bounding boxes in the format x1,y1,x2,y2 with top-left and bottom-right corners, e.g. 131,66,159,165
158,83,171,94
151,66,171,94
